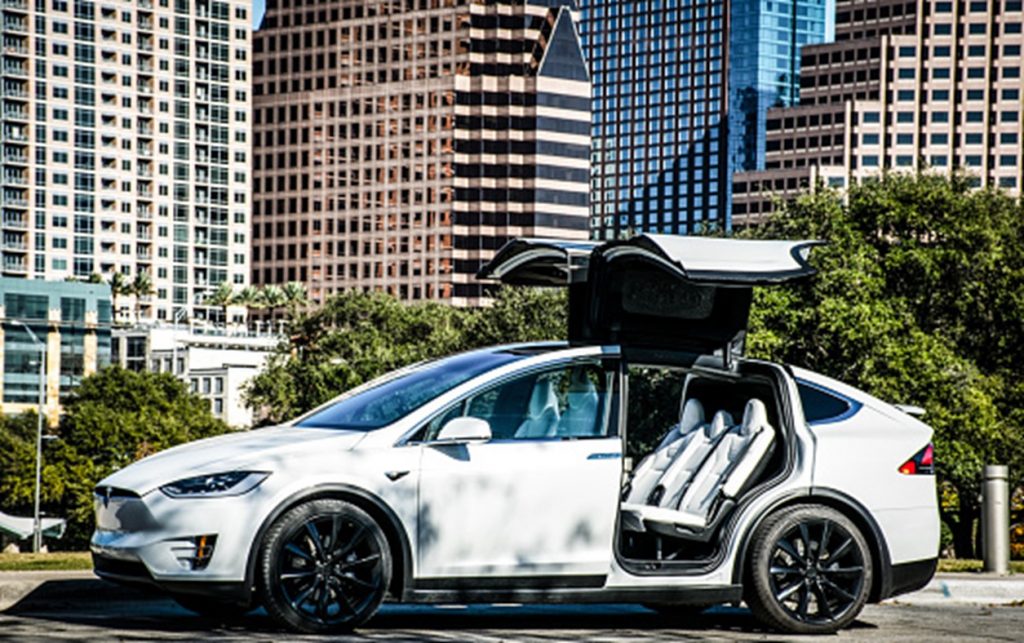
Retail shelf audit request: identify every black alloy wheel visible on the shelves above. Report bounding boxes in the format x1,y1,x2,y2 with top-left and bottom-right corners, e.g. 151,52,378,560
746,504,872,634
259,499,391,633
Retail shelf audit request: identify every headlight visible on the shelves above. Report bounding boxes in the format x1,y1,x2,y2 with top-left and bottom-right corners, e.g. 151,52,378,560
160,471,270,499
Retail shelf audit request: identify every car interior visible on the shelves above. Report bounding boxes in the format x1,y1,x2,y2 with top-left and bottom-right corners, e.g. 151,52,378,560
618,363,788,568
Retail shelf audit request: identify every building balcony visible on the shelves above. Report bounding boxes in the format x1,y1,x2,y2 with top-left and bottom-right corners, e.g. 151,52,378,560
3,153,26,164
3,44,27,56
2,21,27,34
2,63,27,77
2,257,27,273
2,239,26,251
1,86,27,99
3,172,26,185
136,250,152,260
3,107,27,120
2,215,26,228
2,0,29,11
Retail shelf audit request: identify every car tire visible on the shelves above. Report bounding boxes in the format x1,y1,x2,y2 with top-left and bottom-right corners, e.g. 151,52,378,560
172,594,252,621
258,498,392,634
745,504,872,634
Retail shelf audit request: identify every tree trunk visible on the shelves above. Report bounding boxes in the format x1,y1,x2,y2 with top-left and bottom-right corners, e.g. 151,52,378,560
949,502,978,559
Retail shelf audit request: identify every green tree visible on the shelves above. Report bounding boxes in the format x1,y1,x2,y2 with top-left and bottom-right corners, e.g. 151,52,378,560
243,286,568,426
745,174,1024,557
131,271,154,322
258,285,287,320
0,368,230,549
282,282,310,318
203,281,235,322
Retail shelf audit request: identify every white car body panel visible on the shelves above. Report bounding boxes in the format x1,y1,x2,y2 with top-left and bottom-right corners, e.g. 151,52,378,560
794,366,940,565
417,437,621,578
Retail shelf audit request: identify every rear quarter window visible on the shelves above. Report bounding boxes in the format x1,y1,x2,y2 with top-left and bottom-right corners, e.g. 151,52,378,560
797,380,858,425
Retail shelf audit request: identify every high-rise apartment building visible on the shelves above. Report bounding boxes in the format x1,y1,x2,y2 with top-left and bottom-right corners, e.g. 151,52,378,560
580,0,832,238
0,0,252,322
734,0,1024,226
251,0,591,306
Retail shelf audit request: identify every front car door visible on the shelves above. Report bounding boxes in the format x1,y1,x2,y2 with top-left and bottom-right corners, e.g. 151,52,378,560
415,358,623,582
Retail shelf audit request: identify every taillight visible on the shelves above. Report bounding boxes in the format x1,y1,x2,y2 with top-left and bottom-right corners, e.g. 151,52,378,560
898,443,934,475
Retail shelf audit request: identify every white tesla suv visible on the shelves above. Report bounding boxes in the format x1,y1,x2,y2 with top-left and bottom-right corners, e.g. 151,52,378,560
92,236,939,634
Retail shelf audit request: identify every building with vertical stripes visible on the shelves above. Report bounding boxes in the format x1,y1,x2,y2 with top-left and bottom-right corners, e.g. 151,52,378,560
251,0,591,306
733,0,1024,227
0,0,253,323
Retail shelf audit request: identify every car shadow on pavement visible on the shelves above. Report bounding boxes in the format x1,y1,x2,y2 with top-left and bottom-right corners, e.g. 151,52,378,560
3,579,879,639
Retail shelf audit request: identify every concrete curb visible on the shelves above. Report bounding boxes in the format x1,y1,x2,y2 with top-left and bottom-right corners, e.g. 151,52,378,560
0,571,97,612
884,573,1024,607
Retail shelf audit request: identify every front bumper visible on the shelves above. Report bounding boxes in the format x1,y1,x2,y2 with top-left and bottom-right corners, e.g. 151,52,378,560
90,485,270,585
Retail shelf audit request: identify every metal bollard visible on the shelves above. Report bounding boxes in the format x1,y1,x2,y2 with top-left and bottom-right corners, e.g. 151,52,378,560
982,465,1009,574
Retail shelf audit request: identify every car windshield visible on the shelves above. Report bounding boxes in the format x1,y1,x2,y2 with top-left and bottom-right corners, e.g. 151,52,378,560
293,349,529,430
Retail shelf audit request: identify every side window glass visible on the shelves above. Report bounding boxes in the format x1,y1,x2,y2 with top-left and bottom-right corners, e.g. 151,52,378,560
464,363,614,440
797,381,855,424
421,402,464,442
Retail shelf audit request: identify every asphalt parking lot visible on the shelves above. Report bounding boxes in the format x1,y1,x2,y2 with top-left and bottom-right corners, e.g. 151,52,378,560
0,574,1021,641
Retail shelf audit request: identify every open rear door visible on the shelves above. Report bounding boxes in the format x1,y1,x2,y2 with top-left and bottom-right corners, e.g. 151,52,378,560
478,235,822,364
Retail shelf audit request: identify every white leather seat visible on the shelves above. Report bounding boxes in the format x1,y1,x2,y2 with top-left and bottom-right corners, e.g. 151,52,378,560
622,399,775,536
650,409,733,508
623,399,706,504
555,369,600,437
514,378,560,438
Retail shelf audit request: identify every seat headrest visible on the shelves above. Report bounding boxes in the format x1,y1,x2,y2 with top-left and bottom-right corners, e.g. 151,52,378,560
706,410,734,439
679,399,705,434
566,372,598,409
741,399,769,435
527,379,557,417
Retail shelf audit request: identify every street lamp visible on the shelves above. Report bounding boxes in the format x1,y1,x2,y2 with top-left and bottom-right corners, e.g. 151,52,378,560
10,319,45,553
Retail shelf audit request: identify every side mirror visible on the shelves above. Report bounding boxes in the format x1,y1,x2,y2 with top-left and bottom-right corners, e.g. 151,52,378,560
435,417,492,444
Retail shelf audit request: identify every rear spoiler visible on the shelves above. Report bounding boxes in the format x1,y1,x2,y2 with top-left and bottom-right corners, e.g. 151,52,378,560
893,404,926,418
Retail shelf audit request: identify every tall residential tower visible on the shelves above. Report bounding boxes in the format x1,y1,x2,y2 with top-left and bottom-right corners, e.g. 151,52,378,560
0,0,252,322
252,0,591,306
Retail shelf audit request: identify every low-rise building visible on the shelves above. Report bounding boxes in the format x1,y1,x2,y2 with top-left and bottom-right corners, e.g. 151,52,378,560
0,278,112,424
112,323,280,428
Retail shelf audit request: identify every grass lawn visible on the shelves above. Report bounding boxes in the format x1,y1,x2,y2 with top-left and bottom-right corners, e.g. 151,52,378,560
938,558,1024,574
0,552,92,572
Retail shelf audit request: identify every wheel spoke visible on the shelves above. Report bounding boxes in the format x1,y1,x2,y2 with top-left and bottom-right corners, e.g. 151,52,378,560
798,523,813,560
776,538,804,565
330,515,341,551
336,523,367,560
811,583,835,621
819,521,832,558
305,521,325,559
280,570,316,581
290,581,317,611
825,565,864,576
827,537,853,563
796,583,810,620
337,553,381,571
822,578,857,602
335,572,376,593
776,579,805,601
769,565,802,576
285,542,314,562
316,583,330,619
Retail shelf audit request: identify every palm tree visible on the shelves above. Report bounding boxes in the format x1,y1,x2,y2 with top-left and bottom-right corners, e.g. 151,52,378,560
131,271,154,323
282,281,310,318
231,285,262,321
203,281,235,324
258,285,286,320
108,272,131,324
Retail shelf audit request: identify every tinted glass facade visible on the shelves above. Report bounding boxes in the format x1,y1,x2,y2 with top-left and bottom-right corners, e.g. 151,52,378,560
581,0,831,237
728,0,833,173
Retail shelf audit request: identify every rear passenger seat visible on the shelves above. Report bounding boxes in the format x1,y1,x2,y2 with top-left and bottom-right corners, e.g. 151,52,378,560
621,399,776,540
622,399,706,505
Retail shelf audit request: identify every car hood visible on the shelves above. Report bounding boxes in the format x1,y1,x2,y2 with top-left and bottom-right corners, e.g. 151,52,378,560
98,426,367,495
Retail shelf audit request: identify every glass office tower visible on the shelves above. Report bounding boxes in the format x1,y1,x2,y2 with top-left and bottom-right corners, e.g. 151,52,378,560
581,0,832,237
